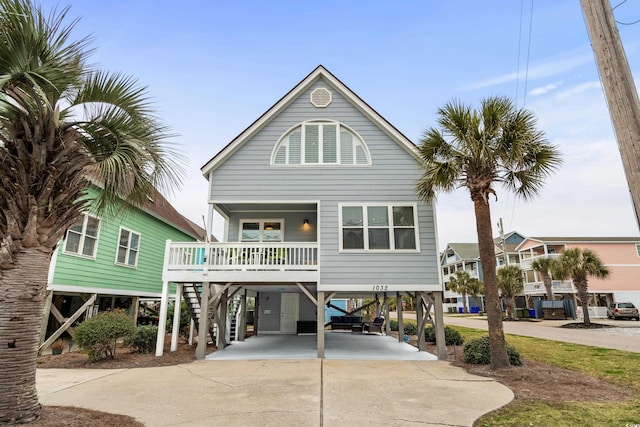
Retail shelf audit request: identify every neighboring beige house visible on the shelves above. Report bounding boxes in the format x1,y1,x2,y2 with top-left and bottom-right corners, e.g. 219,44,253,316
517,237,640,318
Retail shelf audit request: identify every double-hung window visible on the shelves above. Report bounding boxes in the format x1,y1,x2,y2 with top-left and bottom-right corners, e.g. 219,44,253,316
63,213,101,258
116,227,140,267
340,204,419,251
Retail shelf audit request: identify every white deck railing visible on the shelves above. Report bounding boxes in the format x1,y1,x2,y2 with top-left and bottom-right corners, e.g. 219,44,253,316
524,280,574,294
520,253,561,270
165,242,319,274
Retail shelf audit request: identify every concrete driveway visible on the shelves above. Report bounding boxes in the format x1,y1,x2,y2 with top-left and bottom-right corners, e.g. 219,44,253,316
37,359,513,426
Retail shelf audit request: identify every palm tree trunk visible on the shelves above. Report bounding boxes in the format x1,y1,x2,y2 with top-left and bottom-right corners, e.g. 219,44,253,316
473,195,510,368
576,280,591,326
0,248,51,423
461,291,468,313
511,296,518,321
543,274,553,300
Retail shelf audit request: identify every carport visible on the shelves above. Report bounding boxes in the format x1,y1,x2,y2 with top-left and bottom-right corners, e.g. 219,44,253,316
206,332,437,361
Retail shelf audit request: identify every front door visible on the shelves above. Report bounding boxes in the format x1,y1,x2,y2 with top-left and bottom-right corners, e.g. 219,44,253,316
280,293,299,334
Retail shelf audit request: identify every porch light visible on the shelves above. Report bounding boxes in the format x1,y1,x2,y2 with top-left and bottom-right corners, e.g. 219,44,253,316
303,219,309,225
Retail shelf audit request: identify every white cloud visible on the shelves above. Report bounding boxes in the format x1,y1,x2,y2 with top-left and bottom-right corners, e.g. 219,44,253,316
529,82,561,96
464,51,593,90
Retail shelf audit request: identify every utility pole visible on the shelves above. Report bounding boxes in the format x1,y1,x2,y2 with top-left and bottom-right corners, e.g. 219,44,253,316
581,0,640,231
497,218,508,266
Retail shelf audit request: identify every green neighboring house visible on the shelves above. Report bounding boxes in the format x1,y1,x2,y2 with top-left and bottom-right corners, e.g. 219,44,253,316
41,185,204,347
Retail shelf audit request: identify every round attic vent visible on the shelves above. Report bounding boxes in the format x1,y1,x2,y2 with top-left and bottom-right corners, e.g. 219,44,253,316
310,87,332,108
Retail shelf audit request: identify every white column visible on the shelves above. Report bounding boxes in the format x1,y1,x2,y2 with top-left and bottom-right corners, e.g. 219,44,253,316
396,292,404,342
433,291,447,360
170,284,183,352
196,282,210,360
188,318,195,346
415,291,425,351
155,280,170,356
238,289,247,342
317,291,325,358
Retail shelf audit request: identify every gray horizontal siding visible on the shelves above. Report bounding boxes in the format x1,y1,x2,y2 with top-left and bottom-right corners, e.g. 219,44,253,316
210,77,439,286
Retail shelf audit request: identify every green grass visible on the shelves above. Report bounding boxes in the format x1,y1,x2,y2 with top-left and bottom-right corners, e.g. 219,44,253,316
446,326,640,426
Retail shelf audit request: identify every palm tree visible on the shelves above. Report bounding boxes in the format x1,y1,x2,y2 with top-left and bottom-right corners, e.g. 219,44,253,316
417,96,561,369
497,265,524,321
447,270,483,313
531,257,557,300
0,1,183,422
554,248,609,326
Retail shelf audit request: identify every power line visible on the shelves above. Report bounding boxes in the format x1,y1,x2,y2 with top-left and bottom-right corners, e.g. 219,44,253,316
515,0,525,105
522,0,535,107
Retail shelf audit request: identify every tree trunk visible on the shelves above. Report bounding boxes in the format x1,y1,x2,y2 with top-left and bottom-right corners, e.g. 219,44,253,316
511,296,518,321
576,280,591,326
542,273,553,300
0,248,51,423
472,195,510,369
461,291,468,313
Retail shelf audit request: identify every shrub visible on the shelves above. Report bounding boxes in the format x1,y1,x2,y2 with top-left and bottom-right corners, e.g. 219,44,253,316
167,301,192,338
463,336,522,366
403,322,418,335
75,310,135,362
126,325,158,354
387,319,417,335
424,325,464,345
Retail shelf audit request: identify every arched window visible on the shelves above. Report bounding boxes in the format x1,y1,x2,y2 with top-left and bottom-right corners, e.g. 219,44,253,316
271,120,371,166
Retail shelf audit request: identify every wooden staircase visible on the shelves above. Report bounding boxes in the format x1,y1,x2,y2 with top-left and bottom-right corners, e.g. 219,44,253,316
182,283,216,344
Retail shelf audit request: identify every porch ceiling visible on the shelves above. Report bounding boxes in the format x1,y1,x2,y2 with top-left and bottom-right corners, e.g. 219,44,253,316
239,283,316,293
218,202,317,213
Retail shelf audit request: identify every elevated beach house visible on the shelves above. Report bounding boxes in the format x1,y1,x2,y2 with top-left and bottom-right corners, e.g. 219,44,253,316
156,66,446,359
41,185,204,352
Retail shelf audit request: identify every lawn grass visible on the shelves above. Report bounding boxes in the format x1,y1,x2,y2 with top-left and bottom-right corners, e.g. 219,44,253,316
447,325,640,426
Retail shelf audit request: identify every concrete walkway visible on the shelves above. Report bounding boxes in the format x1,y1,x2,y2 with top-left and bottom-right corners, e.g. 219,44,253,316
443,315,640,353
37,359,513,426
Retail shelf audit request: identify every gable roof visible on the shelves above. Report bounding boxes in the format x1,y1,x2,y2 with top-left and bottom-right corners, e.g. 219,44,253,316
200,65,420,176
85,175,206,241
141,189,207,241
445,243,480,260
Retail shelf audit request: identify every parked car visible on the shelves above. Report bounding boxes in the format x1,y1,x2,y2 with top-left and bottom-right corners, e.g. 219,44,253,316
607,302,640,320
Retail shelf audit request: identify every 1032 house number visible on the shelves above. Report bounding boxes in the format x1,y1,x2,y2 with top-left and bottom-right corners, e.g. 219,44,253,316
372,285,388,291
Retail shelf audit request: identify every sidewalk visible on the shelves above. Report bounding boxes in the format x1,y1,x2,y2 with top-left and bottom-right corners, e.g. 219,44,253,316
38,359,514,426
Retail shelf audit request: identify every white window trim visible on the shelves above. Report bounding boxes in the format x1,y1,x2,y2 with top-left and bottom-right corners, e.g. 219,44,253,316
338,203,420,253
62,213,101,259
239,219,285,242
115,226,141,268
270,120,372,166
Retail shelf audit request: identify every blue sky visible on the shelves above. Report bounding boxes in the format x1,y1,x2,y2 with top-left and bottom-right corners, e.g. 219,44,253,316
42,0,640,244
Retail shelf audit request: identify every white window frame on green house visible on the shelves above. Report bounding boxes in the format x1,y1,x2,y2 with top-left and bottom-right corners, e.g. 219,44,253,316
338,203,420,252
271,120,371,166
115,227,141,268
62,213,101,259
239,219,284,242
